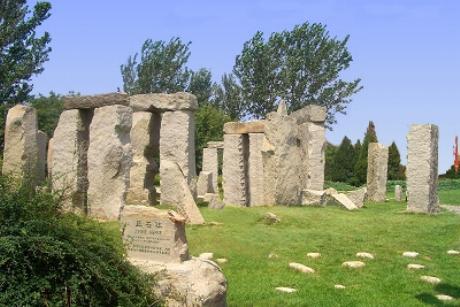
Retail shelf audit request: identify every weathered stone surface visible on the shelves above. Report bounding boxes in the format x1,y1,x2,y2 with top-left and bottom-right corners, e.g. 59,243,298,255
223,134,248,206
202,147,218,193
407,124,439,213
160,160,205,224
223,121,265,134
302,122,325,190
247,133,266,206
328,193,358,210
130,92,198,112
36,130,48,183
342,261,365,269
216,258,228,264
367,143,389,202
263,212,280,224
197,171,213,197
160,110,196,184
301,189,325,206
395,185,404,202
436,294,453,301
206,193,225,210
52,109,92,213
275,287,297,294
335,285,346,290
402,251,419,258
87,105,132,220
121,206,189,263
447,250,460,255
407,264,425,270
47,137,53,178
2,105,39,184
356,252,374,259
132,258,227,307
420,275,441,285
277,100,288,116
307,252,321,259
199,253,214,260
207,141,224,148
126,112,159,205
345,188,368,208
289,262,315,274
291,105,327,124
63,92,129,110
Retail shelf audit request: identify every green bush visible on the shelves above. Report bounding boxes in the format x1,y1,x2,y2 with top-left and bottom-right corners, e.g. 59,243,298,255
0,176,159,306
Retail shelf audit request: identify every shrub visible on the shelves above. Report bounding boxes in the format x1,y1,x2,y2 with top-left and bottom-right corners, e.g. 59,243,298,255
0,176,159,306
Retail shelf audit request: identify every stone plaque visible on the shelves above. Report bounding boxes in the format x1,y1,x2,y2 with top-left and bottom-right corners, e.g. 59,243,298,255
121,206,189,263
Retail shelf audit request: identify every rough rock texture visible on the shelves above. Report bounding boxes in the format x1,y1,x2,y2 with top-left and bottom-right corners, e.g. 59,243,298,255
160,160,205,224
302,188,359,210
47,138,53,178
130,92,198,112
223,134,248,206
160,110,196,184
132,258,227,307
202,147,218,193
52,109,92,213
247,133,266,206
197,171,213,197
301,189,326,206
126,112,160,205
328,192,358,210
87,105,132,220
2,105,39,184
356,252,374,259
207,141,224,148
206,193,225,210
121,206,189,263
223,121,266,134
342,261,365,269
289,262,315,274
291,105,327,124
395,185,403,202
275,287,297,294
63,92,129,110
277,100,288,116
420,276,441,285
367,143,389,202
407,124,439,213
345,188,368,208
36,130,48,183
302,122,325,190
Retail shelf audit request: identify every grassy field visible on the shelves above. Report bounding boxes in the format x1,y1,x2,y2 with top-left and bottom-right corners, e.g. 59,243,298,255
187,200,460,306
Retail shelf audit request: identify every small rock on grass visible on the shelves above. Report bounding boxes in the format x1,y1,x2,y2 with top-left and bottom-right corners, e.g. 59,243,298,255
356,252,374,260
420,275,442,285
263,212,281,224
334,284,346,289
342,261,365,269
436,294,454,301
307,252,321,259
402,251,419,258
198,252,213,260
275,287,297,293
447,250,460,255
268,252,279,259
216,258,228,264
289,262,315,274
407,264,425,270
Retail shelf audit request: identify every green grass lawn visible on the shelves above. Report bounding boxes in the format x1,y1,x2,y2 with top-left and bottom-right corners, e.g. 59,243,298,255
187,202,460,306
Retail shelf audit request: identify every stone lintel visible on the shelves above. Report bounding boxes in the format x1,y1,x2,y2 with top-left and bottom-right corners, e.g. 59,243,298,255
130,92,198,112
223,121,266,134
63,92,129,110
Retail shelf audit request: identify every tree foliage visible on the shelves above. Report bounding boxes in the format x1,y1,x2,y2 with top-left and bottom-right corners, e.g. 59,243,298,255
188,68,213,106
330,137,357,184
388,141,405,180
212,73,246,120
354,121,378,185
0,176,158,306
233,22,362,125
121,37,192,94
30,92,64,137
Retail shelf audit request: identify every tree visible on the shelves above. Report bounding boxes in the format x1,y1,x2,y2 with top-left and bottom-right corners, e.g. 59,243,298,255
121,37,192,94
233,22,362,125
354,121,378,185
188,68,213,106
0,0,52,149
212,73,246,120
30,92,63,137
331,137,356,184
388,141,405,180
324,142,337,181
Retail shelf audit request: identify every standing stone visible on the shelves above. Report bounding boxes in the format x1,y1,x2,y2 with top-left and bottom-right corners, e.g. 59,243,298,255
36,130,48,183
407,124,439,213
87,105,132,220
126,111,160,205
223,134,248,206
197,171,213,197
47,137,53,178
395,185,404,202
367,143,389,202
202,147,218,193
160,160,205,224
120,206,189,263
247,133,266,206
2,105,39,184
303,122,325,191
52,109,92,213
160,110,196,184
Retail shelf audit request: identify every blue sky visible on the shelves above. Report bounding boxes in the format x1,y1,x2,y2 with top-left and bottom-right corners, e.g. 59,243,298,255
30,0,460,172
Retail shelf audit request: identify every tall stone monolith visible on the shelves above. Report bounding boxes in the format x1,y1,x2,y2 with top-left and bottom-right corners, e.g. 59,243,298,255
52,109,92,213
395,185,403,202
202,147,218,193
2,105,39,185
87,105,132,220
367,143,389,202
407,124,439,213
247,133,265,206
223,134,248,206
303,122,325,191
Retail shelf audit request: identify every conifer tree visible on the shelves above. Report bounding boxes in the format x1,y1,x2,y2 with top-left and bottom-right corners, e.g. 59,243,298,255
354,121,378,184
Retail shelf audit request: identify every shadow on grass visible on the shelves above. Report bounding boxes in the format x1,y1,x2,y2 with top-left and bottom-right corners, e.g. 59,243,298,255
416,283,460,306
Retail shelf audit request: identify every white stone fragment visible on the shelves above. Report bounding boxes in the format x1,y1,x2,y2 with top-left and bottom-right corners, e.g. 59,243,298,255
216,258,228,264
199,252,214,260
289,262,315,274
407,264,425,270
307,253,321,259
436,294,454,301
342,261,366,269
420,275,441,284
356,252,374,260
447,250,460,255
402,251,419,258
275,287,297,294
334,284,346,289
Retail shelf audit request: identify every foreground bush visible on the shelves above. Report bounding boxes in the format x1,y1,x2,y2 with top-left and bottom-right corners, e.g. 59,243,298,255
0,177,159,306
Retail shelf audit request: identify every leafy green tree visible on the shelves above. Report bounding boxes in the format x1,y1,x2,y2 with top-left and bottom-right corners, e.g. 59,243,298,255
354,121,378,185
443,165,460,179
388,141,405,180
30,92,64,137
331,137,356,184
195,104,231,172
121,37,192,94
324,142,337,181
233,22,362,125
188,68,213,106
212,73,246,120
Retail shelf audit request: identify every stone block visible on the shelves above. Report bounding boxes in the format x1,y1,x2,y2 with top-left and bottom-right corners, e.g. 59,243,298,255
395,185,404,202
63,92,129,110
247,133,266,206
197,171,213,197
367,143,389,202
202,147,218,193
130,92,198,112
223,121,265,134
223,134,248,206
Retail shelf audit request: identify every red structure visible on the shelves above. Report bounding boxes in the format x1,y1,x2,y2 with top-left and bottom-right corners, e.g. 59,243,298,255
455,136,459,174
